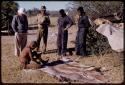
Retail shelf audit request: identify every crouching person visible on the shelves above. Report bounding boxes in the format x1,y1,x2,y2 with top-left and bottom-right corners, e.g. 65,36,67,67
19,41,48,69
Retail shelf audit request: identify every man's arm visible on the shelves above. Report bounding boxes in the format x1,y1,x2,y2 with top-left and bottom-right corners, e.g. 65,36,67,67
83,16,91,28
64,16,73,30
11,15,18,32
47,16,51,26
25,15,28,31
42,16,50,26
29,49,33,61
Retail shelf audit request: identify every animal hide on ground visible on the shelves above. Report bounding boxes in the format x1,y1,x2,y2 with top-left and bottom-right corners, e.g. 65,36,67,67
39,61,109,83
23,61,109,83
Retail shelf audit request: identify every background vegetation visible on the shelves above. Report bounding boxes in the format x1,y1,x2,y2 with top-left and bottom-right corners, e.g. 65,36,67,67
1,1,19,32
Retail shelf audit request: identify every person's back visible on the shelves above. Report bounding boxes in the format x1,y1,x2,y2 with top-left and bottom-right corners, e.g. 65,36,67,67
19,41,40,69
19,46,30,59
19,47,30,66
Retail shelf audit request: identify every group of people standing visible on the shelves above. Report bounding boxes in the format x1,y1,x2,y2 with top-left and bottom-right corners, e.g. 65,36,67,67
11,5,91,59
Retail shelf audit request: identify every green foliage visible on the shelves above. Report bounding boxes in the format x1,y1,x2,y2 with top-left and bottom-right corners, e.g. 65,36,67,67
1,1,19,31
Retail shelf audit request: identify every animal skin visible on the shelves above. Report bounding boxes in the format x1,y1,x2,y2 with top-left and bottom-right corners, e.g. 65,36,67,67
40,61,109,83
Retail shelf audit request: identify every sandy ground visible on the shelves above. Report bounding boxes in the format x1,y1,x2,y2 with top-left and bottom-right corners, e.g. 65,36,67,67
1,25,124,84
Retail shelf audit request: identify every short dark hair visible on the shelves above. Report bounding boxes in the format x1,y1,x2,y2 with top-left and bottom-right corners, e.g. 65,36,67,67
59,9,65,14
30,41,37,48
77,6,85,13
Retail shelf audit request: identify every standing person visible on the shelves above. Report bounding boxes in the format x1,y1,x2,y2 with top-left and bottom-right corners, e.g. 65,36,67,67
36,6,50,53
57,9,73,56
75,6,91,56
11,8,28,57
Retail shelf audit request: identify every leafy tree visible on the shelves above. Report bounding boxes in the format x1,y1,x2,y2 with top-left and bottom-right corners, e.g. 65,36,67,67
69,1,123,20
1,1,19,32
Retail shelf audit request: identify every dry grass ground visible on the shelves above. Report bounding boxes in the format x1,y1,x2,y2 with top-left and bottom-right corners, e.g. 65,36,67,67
1,17,124,84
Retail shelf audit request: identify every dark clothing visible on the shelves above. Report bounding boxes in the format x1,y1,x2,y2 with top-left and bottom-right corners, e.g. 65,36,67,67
11,14,28,33
57,30,68,55
78,16,91,28
57,15,73,56
75,15,91,56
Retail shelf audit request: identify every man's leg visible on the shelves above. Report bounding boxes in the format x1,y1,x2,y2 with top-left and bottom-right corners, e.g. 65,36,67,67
79,29,88,56
75,31,80,55
62,31,68,56
21,33,27,51
15,33,21,57
57,33,62,55
36,28,43,50
82,29,88,56
43,28,48,52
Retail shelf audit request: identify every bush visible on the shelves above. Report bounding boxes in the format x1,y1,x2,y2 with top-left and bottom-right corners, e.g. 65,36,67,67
86,25,111,55
1,1,19,33
69,1,123,20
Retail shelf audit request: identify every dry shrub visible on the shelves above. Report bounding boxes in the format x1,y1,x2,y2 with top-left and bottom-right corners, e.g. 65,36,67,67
70,1,123,20
86,24,111,55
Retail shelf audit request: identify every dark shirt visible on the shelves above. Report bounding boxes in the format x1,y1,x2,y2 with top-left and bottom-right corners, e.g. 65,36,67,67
58,15,73,33
78,15,91,29
11,14,28,33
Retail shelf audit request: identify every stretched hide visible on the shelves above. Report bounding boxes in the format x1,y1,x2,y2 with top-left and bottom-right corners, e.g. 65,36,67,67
96,24,123,52
23,61,109,83
40,61,108,83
